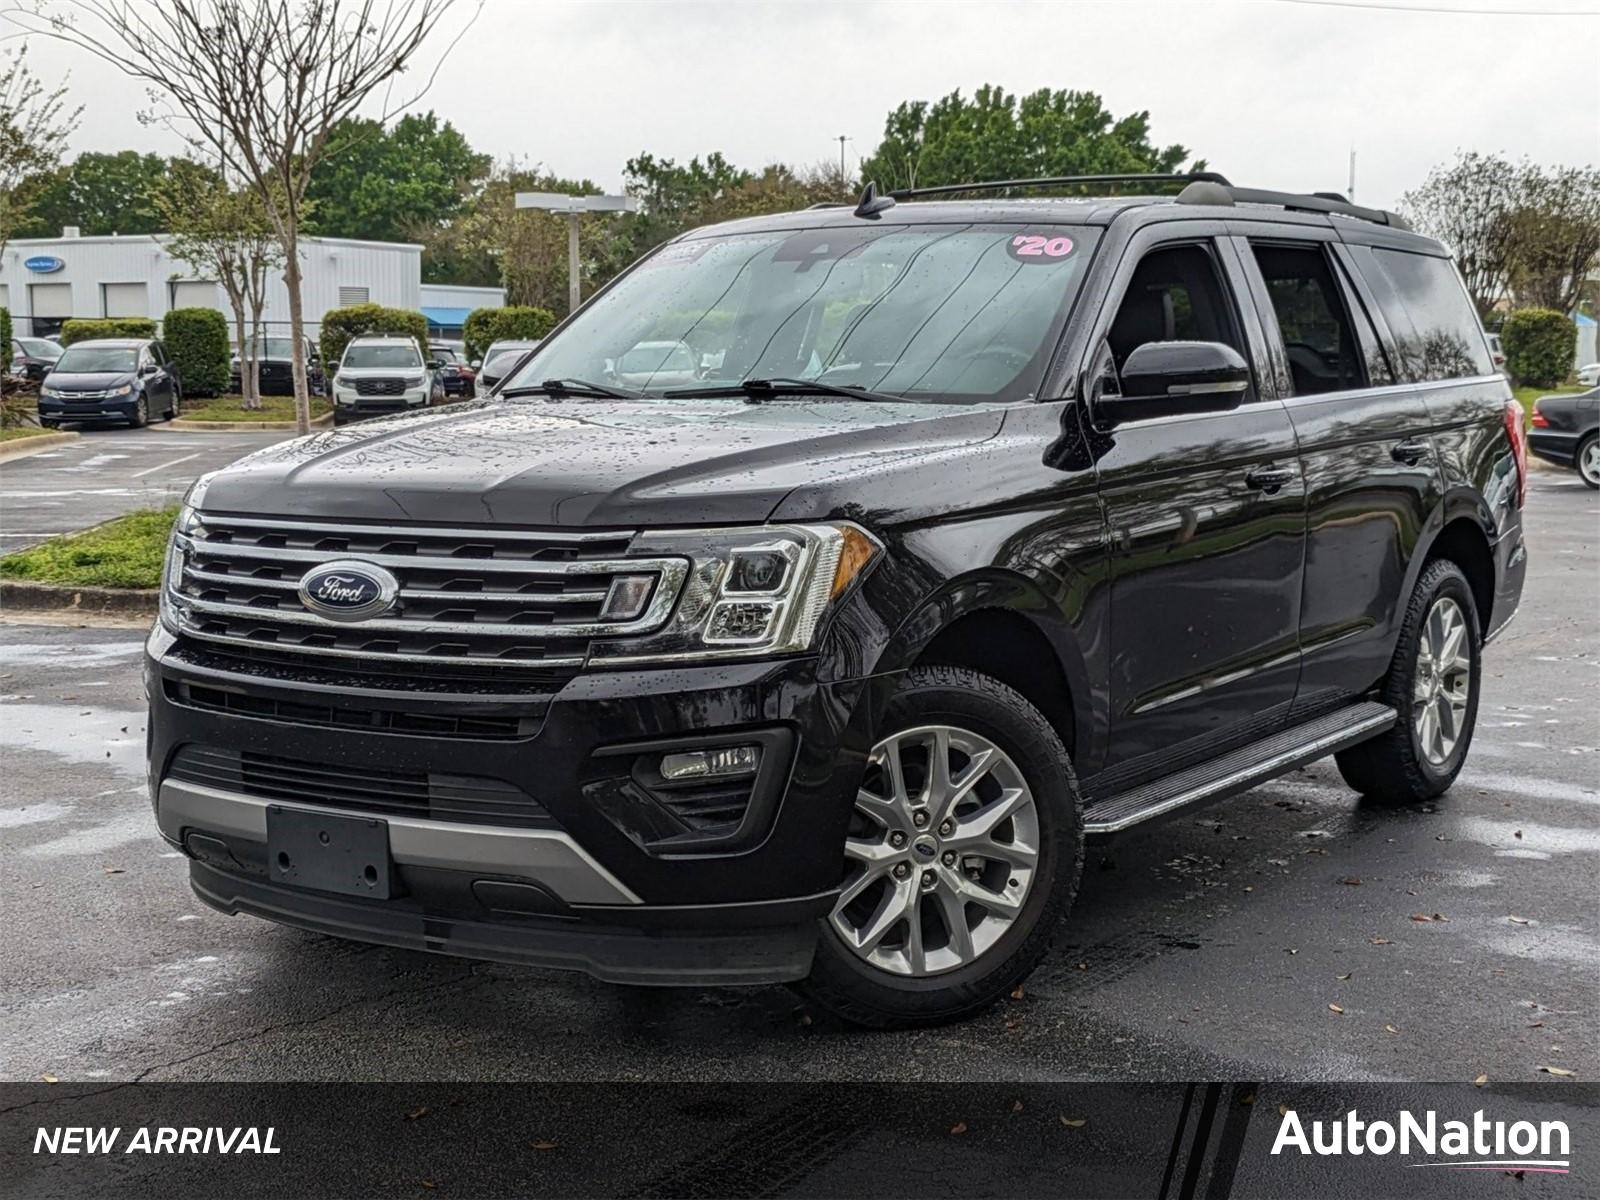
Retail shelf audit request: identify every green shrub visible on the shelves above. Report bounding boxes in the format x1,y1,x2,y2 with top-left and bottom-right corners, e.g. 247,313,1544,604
61,317,159,346
161,307,230,396
463,306,557,362
320,304,430,367
1501,308,1575,389
1,306,12,351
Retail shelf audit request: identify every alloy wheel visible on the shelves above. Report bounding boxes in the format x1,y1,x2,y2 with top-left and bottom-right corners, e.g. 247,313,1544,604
1580,439,1599,488
828,724,1039,977
1412,595,1472,766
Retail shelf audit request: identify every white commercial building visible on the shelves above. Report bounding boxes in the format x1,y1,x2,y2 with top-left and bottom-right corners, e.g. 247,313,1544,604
0,229,503,341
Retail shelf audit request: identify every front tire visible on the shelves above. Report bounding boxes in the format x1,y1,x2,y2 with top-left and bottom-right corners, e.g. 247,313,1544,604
799,665,1083,1028
1336,559,1481,804
127,394,148,428
1577,433,1599,490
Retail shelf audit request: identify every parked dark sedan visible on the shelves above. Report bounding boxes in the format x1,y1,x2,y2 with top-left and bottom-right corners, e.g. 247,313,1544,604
230,336,326,397
1529,387,1599,488
10,336,65,381
37,338,181,427
429,344,476,398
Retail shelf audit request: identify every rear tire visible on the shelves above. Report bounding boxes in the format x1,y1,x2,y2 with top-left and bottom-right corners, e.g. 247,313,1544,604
1577,433,1599,490
1335,559,1481,805
799,665,1083,1028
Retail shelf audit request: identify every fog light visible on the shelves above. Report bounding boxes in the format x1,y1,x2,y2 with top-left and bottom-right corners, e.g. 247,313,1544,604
659,745,760,782
706,599,778,643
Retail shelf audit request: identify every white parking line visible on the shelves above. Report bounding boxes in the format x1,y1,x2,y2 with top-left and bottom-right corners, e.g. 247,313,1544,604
131,452,201,479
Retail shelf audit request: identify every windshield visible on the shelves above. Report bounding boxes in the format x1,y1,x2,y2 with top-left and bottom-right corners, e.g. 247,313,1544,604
239,337,296,360
53,346,137,373
342,344,422,370
432,347,460,364
16,338,62,360
505,223,1098,402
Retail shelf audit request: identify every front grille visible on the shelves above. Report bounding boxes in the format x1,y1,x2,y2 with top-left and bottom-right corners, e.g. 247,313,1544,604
169,514,688,671
353,377,406,397
169,745,553,828
165,679,534,740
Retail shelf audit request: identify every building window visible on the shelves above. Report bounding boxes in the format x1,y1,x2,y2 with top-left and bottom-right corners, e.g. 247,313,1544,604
338,286,369,307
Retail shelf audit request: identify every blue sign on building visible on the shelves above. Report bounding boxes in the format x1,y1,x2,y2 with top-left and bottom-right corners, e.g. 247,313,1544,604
24,255,66,274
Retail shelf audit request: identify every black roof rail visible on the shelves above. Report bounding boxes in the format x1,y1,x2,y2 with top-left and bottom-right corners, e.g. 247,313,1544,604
888,171,1232,201
1176,180,1412,230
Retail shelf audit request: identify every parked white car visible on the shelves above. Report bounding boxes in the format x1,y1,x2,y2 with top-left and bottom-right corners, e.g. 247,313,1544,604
331,336,442,426
1577,362,1600,387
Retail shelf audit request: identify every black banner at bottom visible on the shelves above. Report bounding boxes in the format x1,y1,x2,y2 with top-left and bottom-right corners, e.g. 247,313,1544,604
4,1082,1595,1199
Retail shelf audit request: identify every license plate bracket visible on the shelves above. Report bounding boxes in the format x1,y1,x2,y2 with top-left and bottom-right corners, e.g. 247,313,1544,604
266,806,393,899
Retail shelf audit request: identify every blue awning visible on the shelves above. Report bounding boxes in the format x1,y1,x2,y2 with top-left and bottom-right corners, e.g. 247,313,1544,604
421,306,474,328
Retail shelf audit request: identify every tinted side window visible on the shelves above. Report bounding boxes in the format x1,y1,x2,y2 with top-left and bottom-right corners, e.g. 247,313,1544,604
1107,243,1246,365
1250,244,1371,395
1362,249,1493,382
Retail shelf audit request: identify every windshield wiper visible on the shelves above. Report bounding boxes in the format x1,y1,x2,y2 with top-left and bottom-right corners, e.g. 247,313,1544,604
497,378,641,400
661,377,905,404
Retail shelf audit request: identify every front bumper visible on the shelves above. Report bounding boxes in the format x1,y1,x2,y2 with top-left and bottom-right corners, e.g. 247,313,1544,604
333,386,429,416
39,393,137,421
146,629,882,984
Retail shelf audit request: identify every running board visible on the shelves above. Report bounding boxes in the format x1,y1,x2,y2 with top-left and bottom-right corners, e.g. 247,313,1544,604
1082,701,1397,837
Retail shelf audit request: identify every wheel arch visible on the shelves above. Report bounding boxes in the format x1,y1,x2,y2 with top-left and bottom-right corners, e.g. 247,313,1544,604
871,569,1093,762
1410,490,1497,637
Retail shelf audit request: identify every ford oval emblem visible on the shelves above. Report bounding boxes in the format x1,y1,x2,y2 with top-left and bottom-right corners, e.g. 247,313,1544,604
24,255,65,274
297,560,398,622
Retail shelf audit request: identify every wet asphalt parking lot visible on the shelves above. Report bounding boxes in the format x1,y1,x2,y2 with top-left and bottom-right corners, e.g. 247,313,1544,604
0,426,289,553
0,466,1594,1086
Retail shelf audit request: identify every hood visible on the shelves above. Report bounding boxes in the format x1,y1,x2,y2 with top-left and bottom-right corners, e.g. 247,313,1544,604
195,397,1006,527
45,371,135,391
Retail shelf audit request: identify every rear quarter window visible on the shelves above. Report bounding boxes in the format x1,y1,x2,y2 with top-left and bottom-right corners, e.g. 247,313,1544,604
1360,248,1493,382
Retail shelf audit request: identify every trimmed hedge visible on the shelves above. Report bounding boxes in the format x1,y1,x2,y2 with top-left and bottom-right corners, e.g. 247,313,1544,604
1501,308,1576,389
61,317,159,346
320,304,430,367
1,306,11,351
162,307,230,396
463,306,556,363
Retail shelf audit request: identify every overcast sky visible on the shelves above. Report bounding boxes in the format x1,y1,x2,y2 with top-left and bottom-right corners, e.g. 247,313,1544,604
10,0,1599,210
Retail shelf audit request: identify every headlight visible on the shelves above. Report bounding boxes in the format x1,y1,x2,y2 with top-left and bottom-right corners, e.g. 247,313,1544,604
158,502,203,635
112,383,133,396
403,374,426,388
39,385,60,398
589,522,882,665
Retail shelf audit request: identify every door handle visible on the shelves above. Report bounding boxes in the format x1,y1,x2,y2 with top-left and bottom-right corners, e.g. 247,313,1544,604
1392,438,1431,465
1245,465,1296,493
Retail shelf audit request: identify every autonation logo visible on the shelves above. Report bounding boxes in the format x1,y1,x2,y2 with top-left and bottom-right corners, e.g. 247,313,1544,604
1273,1108,1571,1174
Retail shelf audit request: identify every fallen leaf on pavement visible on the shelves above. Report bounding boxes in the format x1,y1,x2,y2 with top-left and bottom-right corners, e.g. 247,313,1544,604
1328,1004,1344,1014
404,1107,429,1121
949,1122,968,1135
1539,1066,1576,1078
1011,1100,1024,1113
1508,916,1532,925
1060,1117,1087,1128
1474,1073,1488,1087
40,1073,57,1084
1010,985,1026,1001
1370,937,1393,945
1337,973,1352,981
1339,877,1361,886
1385,1025,1400,1035
531,1140,559,1150
103,868,124,876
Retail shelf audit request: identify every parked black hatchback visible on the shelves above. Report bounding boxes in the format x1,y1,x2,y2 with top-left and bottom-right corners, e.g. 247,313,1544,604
147,174,1526,1027
39,337,180,427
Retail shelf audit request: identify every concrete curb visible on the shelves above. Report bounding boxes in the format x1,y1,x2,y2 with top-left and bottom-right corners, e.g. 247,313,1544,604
1,581,159,618
166,412,333,433
0,430,80,462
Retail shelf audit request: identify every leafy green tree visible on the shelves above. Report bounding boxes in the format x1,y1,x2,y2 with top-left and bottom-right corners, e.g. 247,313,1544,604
462,305,556,362
859,85,1195,194
306,112,488,243
15,151,200,237
0,45,82,257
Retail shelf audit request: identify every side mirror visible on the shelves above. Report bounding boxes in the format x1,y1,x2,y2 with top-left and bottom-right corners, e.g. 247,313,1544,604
427,359,443,370
1096,341,1249,425
470,360,482,370
140,362,160,376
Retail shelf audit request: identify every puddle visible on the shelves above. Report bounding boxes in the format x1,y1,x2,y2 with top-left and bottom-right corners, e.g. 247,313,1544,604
0,641,143,669
0,703,147,776
1452,815,1600,857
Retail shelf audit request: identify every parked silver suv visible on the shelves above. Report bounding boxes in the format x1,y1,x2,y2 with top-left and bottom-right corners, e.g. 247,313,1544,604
331,335,442,425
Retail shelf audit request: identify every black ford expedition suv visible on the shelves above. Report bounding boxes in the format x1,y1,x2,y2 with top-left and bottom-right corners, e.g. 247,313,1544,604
147,174,1527,1027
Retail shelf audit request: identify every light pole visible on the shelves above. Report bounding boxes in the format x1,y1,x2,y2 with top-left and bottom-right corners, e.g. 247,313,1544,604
514,192,640,314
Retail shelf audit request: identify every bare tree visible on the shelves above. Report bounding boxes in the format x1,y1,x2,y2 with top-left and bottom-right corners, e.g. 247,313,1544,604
1402,151,1523,317
152,162,284,409
20,0,474,433
0,44,82,263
